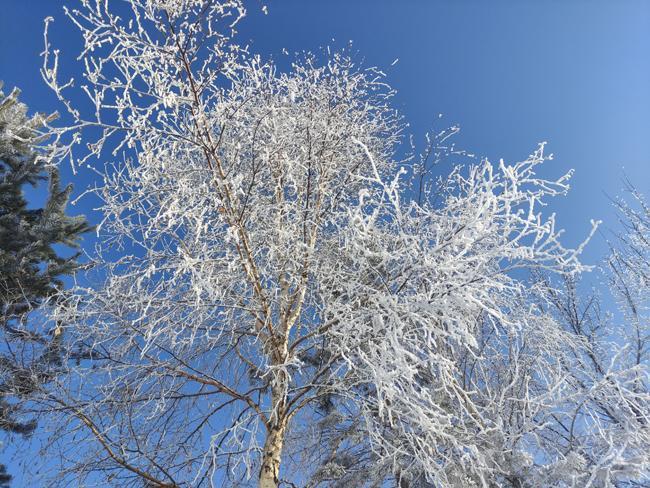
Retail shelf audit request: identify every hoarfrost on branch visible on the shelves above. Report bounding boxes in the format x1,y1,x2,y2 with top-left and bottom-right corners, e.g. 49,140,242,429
31,1,648,487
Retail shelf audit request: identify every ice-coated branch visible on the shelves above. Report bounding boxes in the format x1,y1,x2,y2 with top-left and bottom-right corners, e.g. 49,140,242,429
24,2,647,487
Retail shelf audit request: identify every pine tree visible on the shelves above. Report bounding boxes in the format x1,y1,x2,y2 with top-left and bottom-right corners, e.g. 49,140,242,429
0,83,91,486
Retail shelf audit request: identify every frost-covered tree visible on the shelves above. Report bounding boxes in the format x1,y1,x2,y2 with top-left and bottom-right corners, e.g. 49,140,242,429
33,1,647,487
0,84,90,486
608,183,649,398
538,186,650,488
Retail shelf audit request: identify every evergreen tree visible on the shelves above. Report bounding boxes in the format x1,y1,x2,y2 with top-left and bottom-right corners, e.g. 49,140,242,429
0,83,91,486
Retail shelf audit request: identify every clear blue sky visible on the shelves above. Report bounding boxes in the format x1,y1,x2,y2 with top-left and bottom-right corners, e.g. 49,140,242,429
0,0,649,482
1,0,649,265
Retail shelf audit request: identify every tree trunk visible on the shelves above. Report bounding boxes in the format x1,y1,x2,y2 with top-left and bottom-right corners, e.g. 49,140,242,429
259,318,292,488
259,420,287,488
259,359,289,488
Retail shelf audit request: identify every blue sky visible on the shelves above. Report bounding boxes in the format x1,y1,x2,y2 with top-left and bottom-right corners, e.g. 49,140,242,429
3,0,649,270
0,1,649,483
1,0,649,266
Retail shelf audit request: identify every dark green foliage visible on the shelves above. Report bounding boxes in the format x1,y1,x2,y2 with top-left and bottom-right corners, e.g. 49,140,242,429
0,464,11,488
0,83,91,484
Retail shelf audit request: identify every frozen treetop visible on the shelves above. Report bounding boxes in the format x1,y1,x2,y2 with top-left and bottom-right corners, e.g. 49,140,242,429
28,1,648,487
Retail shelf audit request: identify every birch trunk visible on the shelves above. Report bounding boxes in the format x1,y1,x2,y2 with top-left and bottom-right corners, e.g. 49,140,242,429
259,344,289,488
258,419,287,488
